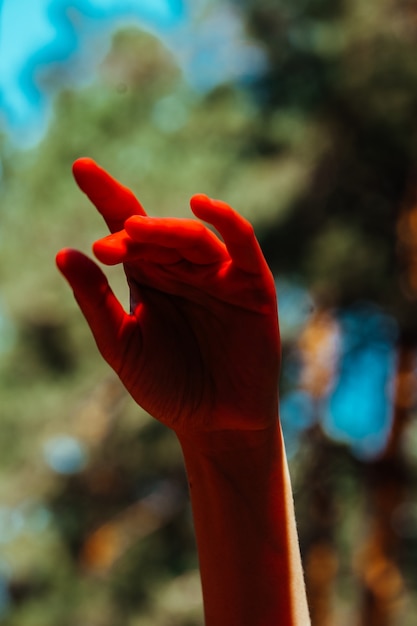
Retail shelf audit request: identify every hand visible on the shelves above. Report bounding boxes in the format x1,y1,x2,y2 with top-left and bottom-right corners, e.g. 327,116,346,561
57,159,280,435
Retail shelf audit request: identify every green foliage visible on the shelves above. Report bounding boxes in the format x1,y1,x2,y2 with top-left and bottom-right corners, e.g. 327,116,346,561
1,4,417,623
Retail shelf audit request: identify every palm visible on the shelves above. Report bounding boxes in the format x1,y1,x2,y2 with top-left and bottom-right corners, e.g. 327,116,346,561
116,261,279,433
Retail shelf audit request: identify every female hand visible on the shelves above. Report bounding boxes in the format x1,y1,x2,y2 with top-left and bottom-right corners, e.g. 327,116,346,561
57,159,280,435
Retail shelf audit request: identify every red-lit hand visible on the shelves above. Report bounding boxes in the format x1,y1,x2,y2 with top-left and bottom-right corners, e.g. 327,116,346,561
57,159,310,626
57,159,280,435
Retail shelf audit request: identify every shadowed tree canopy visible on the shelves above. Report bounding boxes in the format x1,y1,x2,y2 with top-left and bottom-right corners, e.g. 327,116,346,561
232,0,417,336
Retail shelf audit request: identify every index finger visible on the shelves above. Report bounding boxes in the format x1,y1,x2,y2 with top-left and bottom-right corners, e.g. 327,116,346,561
72,158,146,233
190,194,267,274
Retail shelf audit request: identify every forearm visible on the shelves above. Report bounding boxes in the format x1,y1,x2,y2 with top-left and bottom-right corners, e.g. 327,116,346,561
179,421,310,626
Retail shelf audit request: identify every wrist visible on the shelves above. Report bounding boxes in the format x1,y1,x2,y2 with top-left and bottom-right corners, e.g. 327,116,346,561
177,417,283,456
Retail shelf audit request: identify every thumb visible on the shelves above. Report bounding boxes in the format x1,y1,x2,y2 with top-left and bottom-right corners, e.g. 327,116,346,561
56,249,134,369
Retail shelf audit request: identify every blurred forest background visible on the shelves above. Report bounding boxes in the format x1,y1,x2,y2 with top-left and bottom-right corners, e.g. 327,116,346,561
1,0,417,624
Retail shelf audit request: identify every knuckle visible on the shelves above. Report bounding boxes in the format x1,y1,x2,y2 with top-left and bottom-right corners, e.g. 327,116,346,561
238,217,255,241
